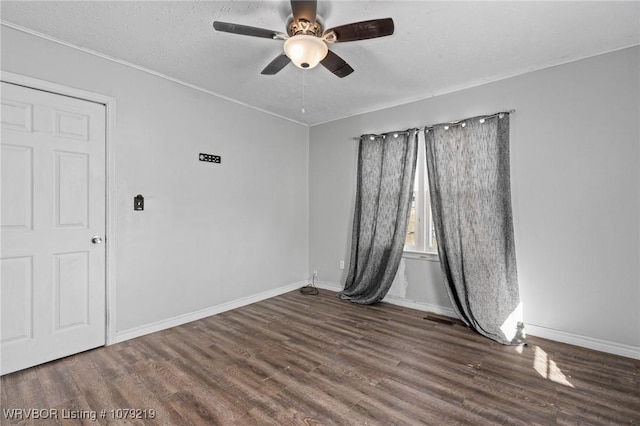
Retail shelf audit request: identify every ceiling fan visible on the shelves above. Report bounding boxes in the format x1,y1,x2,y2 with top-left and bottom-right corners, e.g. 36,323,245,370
213,0,394,78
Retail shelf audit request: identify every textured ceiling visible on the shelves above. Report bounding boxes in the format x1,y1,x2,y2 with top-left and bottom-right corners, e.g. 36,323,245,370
1,1,638,126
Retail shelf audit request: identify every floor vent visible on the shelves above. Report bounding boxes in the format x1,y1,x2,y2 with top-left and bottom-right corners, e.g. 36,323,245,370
424,315,454,325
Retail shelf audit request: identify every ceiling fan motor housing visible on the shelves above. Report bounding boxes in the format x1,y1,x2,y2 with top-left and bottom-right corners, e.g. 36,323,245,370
287,17,324,37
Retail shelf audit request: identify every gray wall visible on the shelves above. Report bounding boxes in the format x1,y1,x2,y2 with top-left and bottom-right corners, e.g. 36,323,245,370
2,26,309,333
309,46,640,348
3,24,638,351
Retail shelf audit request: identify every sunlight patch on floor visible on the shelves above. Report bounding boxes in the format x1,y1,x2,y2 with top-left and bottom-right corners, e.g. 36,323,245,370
533,346,574,387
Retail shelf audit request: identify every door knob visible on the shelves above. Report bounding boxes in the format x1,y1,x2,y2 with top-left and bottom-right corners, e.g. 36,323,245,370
91,236,103,244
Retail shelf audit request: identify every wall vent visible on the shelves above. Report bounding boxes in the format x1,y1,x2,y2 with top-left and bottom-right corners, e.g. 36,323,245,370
424,315,454,326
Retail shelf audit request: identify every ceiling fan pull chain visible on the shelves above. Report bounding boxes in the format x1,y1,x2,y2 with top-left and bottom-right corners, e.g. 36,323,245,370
301,70,306,114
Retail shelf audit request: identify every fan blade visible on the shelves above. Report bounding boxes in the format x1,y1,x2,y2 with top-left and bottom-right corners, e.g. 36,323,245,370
290,0,317,23
324,18,394,43
320,50,354,78
213,21,286,40
261,54,292,75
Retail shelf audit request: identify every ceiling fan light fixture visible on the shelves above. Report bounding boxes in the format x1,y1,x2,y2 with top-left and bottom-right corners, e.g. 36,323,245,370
283,35,328,69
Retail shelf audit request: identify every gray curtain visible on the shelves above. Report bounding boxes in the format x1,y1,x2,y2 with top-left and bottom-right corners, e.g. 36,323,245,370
425,114,525,345
339,130,418,304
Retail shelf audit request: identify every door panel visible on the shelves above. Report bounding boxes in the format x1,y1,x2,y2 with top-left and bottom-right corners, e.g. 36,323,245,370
54,251,90,330
0,145,33,229
1,82,106,375
55,151,89,227
0,100,32,131
0,257,33,343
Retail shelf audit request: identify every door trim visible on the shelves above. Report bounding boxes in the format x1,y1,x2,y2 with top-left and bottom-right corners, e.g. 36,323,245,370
1,70,117,345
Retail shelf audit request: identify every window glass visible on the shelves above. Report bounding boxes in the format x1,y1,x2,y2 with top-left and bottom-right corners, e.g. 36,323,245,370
405,134,437,255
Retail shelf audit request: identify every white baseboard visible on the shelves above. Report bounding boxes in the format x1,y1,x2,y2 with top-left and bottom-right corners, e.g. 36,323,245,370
314,280,458,317
314,280,640,360
113,281,306,344
524,324,640,360
382,295,459,318
313,280,343,292
114,279,640,360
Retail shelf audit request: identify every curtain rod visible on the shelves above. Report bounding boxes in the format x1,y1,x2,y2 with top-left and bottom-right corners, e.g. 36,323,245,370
351,109,516,141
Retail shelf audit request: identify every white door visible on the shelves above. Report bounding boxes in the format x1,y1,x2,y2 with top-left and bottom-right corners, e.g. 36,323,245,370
1,82,106,375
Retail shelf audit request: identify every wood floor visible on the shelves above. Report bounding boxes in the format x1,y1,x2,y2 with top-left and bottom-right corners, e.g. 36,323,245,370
2,289,639,425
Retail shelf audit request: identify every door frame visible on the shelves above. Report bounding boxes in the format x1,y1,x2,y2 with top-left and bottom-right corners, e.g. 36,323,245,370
1,70,117,345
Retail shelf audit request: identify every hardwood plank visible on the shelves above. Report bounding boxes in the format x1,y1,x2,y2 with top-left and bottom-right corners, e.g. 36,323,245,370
2,288,639,425
36,360,82,407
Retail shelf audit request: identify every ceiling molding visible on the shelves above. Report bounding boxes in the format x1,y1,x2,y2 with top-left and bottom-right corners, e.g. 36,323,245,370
1,20,309,128
308,43,639,128
2,1,638,126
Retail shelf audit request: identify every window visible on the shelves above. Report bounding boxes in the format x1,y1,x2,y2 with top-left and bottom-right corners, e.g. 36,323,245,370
404,136,438,254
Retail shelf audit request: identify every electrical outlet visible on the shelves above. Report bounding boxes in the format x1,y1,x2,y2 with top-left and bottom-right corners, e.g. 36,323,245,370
339,260,345,270
313,270,317,277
